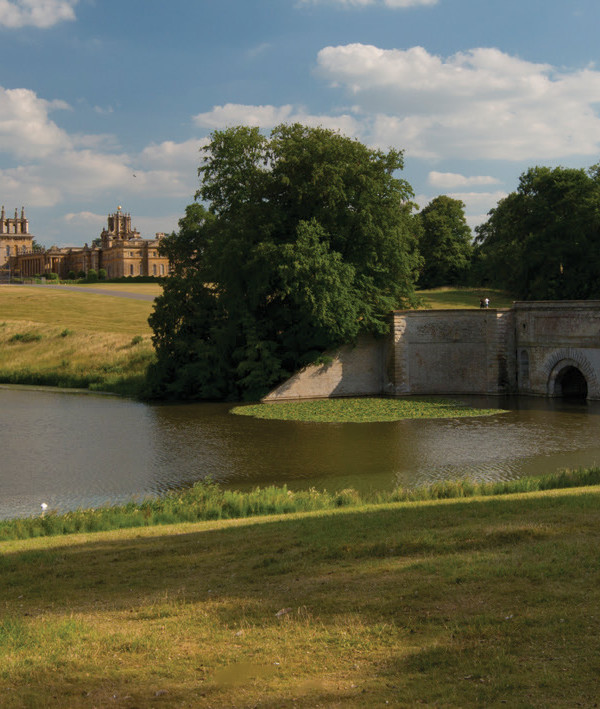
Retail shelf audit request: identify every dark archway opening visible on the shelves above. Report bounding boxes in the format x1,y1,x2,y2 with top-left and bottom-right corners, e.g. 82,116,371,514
556,366,588,399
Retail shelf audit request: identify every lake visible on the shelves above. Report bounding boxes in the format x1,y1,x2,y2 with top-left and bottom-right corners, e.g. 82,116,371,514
1,386,599,519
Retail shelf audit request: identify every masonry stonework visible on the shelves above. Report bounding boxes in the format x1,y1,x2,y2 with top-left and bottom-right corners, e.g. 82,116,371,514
264,301,600,401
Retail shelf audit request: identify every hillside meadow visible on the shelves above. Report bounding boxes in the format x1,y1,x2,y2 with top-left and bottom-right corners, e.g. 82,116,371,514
0,284,512,397
0,285,156,395
0,485,599,707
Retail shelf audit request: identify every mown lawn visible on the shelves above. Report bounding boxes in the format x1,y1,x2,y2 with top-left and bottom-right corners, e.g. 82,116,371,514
417,287,514,310
0,487,599,707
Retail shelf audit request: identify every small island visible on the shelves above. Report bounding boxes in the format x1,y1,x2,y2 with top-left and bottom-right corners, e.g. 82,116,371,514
231,396,507,423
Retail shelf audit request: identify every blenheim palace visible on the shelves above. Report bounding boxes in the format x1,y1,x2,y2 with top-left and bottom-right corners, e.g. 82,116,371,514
0,206,170,280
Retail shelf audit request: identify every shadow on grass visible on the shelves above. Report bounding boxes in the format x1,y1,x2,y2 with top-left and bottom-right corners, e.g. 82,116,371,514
1,493,600,706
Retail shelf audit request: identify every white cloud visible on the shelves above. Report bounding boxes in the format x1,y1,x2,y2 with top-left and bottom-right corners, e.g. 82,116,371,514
0,85,199,210
0,87,70,159
316,44,600,160
139,138,208,171
193,103,360,136
428,172,501,189
64,210,104,225
0,0,77,28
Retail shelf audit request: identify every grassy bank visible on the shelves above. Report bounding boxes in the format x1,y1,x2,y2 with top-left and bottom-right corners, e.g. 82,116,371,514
232,397,507,422
3,467,599,541
417,286,514,310
0,286,155,395
0,320,154,396
1,481,599,707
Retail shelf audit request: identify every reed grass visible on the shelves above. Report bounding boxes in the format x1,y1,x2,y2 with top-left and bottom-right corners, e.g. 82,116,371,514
2,467,599,542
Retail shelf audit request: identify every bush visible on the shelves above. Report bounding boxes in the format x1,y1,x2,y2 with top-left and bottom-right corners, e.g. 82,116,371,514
9,332,43,343
67,270,76,280
86,269,98,283
77,270,86,279
46,272,59,281
98,268,107,280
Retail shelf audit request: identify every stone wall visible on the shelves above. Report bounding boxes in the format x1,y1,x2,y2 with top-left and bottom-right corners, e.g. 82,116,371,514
262,302,600,401
263,335,387,400
512,301,600,399
388,309,515,396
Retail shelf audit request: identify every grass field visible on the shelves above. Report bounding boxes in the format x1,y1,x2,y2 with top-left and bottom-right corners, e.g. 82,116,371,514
69,283,163,296
1,484,599,707
0,285,156,395
0,285,155,334
417,287,514,310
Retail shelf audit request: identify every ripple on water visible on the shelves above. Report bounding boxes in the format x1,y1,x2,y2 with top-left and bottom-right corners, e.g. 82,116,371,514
2,390,600,518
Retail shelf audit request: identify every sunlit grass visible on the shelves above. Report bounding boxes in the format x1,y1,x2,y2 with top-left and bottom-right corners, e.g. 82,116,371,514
0,285,154,334
0,285,156,394
416,286,514,310
1,481,599,706
0,320,154,395
70,283,162,296
231,396,507,423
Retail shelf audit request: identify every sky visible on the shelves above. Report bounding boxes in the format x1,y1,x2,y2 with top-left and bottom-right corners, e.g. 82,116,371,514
2,0,600,248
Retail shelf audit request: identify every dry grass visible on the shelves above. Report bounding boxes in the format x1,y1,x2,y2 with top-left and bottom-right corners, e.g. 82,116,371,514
0,320,153,394
0,285,154,334
71,283,163,296
0,488,599,707
0,285,156,394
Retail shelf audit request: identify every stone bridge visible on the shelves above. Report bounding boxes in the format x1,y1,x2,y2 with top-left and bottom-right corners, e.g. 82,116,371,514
264,301,600,401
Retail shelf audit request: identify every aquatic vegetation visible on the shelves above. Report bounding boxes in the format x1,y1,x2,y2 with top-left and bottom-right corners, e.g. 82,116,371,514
231,396,507,423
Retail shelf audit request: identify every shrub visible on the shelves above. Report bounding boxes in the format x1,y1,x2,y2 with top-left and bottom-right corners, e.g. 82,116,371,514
77,270,86,279
98,268,107,280
46,272,59,281
67,270,76,280
86,269,98,283
9,332,43,343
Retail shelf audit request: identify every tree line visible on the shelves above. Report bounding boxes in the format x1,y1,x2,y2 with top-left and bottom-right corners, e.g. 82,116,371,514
147,124,599,401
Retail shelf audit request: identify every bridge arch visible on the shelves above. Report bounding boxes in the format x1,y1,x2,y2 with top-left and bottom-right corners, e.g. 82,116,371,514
544,350,597,399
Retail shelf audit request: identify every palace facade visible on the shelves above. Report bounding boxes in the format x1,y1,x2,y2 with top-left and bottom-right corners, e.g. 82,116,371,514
2,206,170,280
0,207,34,270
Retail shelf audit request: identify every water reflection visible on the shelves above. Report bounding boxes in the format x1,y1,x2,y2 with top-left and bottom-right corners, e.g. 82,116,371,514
1,387,600,519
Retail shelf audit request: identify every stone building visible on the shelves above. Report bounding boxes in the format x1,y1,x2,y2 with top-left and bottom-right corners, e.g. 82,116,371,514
0,207,34,270
7,206,169,279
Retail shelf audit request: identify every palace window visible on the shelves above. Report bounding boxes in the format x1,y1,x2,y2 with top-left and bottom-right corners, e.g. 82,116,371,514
153,264,157,276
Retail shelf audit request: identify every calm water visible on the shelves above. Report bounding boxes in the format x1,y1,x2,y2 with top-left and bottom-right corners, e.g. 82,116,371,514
1,386,600,519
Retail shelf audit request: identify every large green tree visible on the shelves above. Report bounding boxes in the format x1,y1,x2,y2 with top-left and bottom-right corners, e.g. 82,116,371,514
474,165,600,299
417,195,472,288
147,124,421,401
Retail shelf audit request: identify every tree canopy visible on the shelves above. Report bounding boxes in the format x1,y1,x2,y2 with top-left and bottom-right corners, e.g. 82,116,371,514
417,195,472,288
474,165,600,300
147,123,421,401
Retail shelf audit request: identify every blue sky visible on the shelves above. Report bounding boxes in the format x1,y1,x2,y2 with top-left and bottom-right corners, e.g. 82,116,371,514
2,0,600,247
